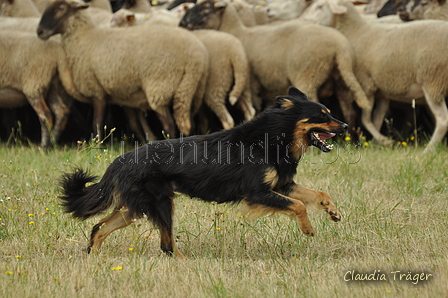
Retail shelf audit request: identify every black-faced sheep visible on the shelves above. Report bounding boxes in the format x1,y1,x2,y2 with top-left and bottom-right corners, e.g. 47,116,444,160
37,0,208,139
397,0,448,21
180,0,371,130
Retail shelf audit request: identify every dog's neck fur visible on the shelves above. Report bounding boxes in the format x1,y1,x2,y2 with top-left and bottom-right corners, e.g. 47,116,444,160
216,108,308,166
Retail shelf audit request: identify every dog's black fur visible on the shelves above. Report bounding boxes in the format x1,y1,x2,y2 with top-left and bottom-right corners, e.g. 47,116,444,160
60,87,347,256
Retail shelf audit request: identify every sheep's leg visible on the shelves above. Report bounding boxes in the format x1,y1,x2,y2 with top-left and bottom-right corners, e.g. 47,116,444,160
237,88,256,121
372,98,390,130
123,107,144,141
361,96,392,145
205,96,234,130
27,94,54,149
137,110,157,141
156,106,177,139
422,88,448,152
335,80,357,139
47,85,71,142
92,98,106,140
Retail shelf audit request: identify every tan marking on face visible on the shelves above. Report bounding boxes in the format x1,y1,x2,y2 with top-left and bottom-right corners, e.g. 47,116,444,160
289,119,343,159
290,120,313,160
264,167,279,189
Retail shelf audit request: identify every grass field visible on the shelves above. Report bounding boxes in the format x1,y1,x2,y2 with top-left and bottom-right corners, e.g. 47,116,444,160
0,140,447,298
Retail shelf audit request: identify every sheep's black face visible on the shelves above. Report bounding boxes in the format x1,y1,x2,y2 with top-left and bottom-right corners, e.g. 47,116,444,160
179,0,224,30
37,0,88,40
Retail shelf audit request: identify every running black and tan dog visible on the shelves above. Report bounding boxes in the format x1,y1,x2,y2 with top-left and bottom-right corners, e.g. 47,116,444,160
60,87,348,257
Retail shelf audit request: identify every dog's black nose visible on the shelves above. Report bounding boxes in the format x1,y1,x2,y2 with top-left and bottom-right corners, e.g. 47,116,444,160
342,123,349,131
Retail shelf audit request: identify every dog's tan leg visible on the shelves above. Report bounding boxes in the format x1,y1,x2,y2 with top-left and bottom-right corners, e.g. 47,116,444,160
243,197,315,236
88,209,135,253
284,184,341,222
159,225,185,259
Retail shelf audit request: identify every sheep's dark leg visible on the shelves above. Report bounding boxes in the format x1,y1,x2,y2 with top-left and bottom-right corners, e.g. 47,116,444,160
92,98,106,140
156,107,177,139
47,82,71,142
27,93,54,149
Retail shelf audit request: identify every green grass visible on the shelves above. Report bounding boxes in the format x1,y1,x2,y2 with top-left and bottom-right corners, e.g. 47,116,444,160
0,142,447,297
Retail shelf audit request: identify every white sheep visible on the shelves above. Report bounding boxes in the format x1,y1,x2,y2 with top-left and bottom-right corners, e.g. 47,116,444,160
180,0,372,122
37,0,208,138
231,0,269,26
0,0,40,17
110,4,194,27
266,0,312,22
303,0,448,152
0,30,85,148
191,30,255,130
110,8,255,130
0,16,40,31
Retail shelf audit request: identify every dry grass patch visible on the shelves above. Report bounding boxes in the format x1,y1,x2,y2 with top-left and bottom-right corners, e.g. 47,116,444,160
0,143,447,297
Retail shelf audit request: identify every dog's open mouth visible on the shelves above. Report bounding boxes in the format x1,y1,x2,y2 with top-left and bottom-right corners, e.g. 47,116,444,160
310,130,336,152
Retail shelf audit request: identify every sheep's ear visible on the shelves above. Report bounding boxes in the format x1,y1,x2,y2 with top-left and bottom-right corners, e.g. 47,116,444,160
328,0,347,14
287,86,308,101
126,14,136,23
214,1,227,9
214,0,227,14
438,0,446,5
70,1,89,10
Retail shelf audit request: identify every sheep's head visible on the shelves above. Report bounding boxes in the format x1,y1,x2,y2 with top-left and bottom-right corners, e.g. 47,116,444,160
37,0,89,40
179,0,226,30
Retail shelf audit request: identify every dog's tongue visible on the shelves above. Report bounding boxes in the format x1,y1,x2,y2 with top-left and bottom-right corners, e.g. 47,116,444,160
318,132,336,141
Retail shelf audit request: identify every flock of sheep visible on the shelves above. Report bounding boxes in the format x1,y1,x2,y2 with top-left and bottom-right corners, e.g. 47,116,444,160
0,0,447,152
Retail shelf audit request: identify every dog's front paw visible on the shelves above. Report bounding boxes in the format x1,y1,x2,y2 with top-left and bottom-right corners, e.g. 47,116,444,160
321,202,341,222
301,225,315,236
328,210,341,222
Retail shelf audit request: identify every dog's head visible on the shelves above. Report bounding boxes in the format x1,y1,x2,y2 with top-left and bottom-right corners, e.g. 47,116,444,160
275,87,348,153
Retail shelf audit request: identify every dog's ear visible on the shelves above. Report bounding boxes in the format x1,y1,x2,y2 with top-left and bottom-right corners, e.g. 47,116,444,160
275,96,295,109
288,87,309,101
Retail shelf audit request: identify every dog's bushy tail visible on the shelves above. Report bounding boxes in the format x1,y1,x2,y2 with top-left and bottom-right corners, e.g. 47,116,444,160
60,168,115,220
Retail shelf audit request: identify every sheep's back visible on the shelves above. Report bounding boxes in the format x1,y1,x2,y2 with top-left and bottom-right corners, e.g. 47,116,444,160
61,25,207,100
0,31,61,90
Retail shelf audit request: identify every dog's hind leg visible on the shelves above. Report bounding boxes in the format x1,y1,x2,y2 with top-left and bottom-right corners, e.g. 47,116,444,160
88,208,136,253
147,196,185,258
282,183,341,222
